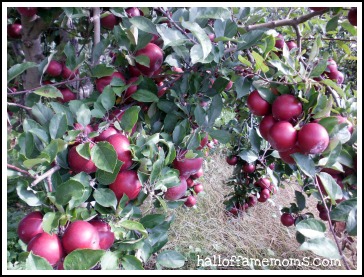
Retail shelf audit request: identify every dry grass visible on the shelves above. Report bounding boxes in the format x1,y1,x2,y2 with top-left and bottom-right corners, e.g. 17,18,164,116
159,151,357,270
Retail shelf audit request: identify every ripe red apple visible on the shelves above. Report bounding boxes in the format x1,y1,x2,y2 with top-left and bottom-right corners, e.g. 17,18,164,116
164,177,187,200
158,86,168,97
279,145,301,164
255,178,271,189
247,195,257,207
8,24,22,39
61,64,78,80
126,7,141,17
257,188,270,202
17,7,38,17
268,121,298,151
247,90,271,116
325,58,337,73
128,65,142,77
297,123,329,154
348,8,357,26
226,155,238,166
190,167,203,180
106,133,133,171
309,7,327,12
197,133,209,150
193,183,204,194
27,233,63,266
67,145,97,174
319,210,329,221
268,163,275,170
280,213,295,227
96,72,126,93
172,157,203,178
208,33,215,42
272,94,302,122
259,115,278,141
184,195,197,207
74,123,93,136
275,34,285,49
316,202,326,212
286,40,297,50
109,170,141,201
100,12,118,30
269,184,277,194
242,163,256,174
58,87,76,103
327,70,344,84
94,126,119,142
225,80,234,91
135,43,164,77
125,77,139,99
62,221,100,254
186,178,194,188
228,207,239,216
17,211,44,244
46,60,63,77
89,220,115,250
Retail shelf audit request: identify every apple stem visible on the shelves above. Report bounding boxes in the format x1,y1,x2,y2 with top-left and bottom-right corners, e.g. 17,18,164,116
30,165,61,187
314,176,350,270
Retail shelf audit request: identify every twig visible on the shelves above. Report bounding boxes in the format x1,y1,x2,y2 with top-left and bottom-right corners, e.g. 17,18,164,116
285,8,293,19
316,76,342,108
7,102,32,111
314,175,350,270
292,24,302,56
46,176,53,192
7,164,35,179
302,37,357,43
30,165,61,187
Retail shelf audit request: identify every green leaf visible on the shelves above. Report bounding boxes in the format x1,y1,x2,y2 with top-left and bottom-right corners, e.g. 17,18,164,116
209,129,231,144
76,142,91,160
190,7,231,20
33,85,63,98
49,102,74,126
238,149,258,163
16,180,42,206
120,220,148,239
91,64,115,78
295,191,306,211
156,250,185,269
23,158,48,169
90,142,118,173
156,25,188,48
172,124,186,145
207,94,223,127
292,153,316,179
18,132,35,158
238,55,252,67
212,76,230,94
309,36,321,62
330,198,357,221
28,128,50,144
25,252,53,270
269,60,294,76
55,180,85,206
310,60,328,77
121,255,144,270
321,79,345,98
182,20,212,60
76,104,92,127
99,85,116,111
140,214,166,229
132,89,159,102
296,219,326,239
100,251,119,270
251,51,269,73
134,55,150,68
7,62,37,83
129,16,158,35
300,238,341,259
40,140,59,162
214,19,237,38
237,30,266,50
341,21,357,36
49,113,67,139
120,106,140,133
154,168,180,190
235,76,252,99
194,105,208,127
93,188,118,210
42,212,61,233
326,14,339,32
31,103,54,126
64,249,105,270
317,172,343,203
92,38,110,64
96,160,123,185
346,208,357,236
64,42,76,70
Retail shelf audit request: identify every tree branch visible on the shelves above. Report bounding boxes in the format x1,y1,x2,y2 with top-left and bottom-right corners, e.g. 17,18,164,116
7,102,32,111
92,7,101,65
302,37,357,42
7,164,35,179
292,24,302,56
30,165,61,187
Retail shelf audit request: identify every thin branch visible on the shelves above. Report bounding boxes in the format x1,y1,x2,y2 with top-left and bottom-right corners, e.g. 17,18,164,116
302,37,357,42
30,165,61,187
46,176,53,193
292,24,302,56
285,8,293,19
316,76,342,108
92,7,101,66
7,164,35,179
314,176,350,270
7,102,32,111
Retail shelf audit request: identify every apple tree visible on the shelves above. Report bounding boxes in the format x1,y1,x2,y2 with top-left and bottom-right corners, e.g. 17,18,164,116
7,6,358,270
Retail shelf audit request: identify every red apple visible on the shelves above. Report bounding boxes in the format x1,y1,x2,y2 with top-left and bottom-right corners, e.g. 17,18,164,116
62,221,100,254
247,195,257,207
96,72,126,93
17,211,44,244
325,58,337,73
197,133,209,150
67,144,97,174
172,157,203,178
193,183,204,194
106,133,133,171
184,195,197,207
279,145,301,164
225,81,234,91
46,60,63,77
247,90,271,116
135,43,164,77
286,40,297,50
190,167,203,180
242,163,256,174
100,12,118,30
257,188,270,202
348,8,357,26
164,177,187,200
281,213,295,226
128,65,142,77
89,220,115,250
58,87,76,103
275,34,285,49
17,7,37,17
126,7,141,17
228,207,239,216
61,64,79,80
27,233,63,266
297,123,329,154
7,24,22,39
317,202,326,212
226,155,238,166
319,210,329,221
272,94,302,122
208,33,215,42
327,70,344,84
186,178,194,188
259,115,278,141
309,7,327,12
268,121,298,151
109,170,141,201
94,126,119,142
255,178,271,189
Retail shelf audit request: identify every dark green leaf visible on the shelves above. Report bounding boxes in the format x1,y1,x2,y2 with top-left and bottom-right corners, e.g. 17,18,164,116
194,105,208,127
18,133,35,158
49,102,74,126
63,249,105,270
237,29,266,50
310,60,328,77
156,25,188,48
317,172,343,204
16,180,42,206
55,180,85,207
31,103,54,126
92,38,110,64
132,89,159,102
7,62,37,83
292,153,316,179
91,64,115,78
121,255,144,270
156,250,185,269
207,94,223,127
299,237,341,259
235,76,252,99
25,252,53,270
120,220,148,239
120,106,140,133
295,191,306,211
214,19,237,38
76,142,91,160
330,198,357,221
326,15,339,32
209,129,231,144
33,85,63,99
346,208,357,236
49,113,67,139
91,142,118,173
99,85,116,111
42,212,61,233
140,214,166,229
182,21,212,60
130,16,158,35
93,188,117,210
64,42,76,70
238,149,258,163
296,219,326,239
96,160,123,185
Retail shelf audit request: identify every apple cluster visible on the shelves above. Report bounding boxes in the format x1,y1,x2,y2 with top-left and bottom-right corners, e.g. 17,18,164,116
17,211,114,269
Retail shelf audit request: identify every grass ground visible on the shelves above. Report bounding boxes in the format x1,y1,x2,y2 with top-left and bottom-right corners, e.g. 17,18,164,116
161,151,357,270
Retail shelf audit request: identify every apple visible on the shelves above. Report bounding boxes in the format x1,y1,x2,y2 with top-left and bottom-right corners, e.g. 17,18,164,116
190,167,203,180
279,145,301,164
164,177,187,200
106,133,133,171
100,12,118,30
280,213,295,227
7,24,22,39
247,90,271,116
325,58,337,73
126,7,142,17
348,8,357,26
272,94,302,122
46,60,63,77
269,184,277,194
275,34,285,49
67,145,97,174
58,87,76,103
61,64,78,80
257,188,270,202
228,207,239,216
268,121,298,151
193,183,204,194
109,170,141,201
309,7,327,12
158,86,168,97
89,220,115,250
184,195,197,207
259,115,278,141
327,70,344,84
128,65,142,77
247,195,257,207
242,163,256,174
320,167,342,176
135,43,164,77
286,40,297,50
17,211,44,244
186,178,194,188
208,33,215,42
17,7,38,17
62,221,100,254
96,72,126,93
172,157,203,178
226,155,238,166
316,202,326,212
94,126,119,142
297,123,329,154
197,133,209,150
268,163,275,170
225,80,234,91
27,233,63,266
319,211,329,221
255,178,271,189
125,77,139,99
